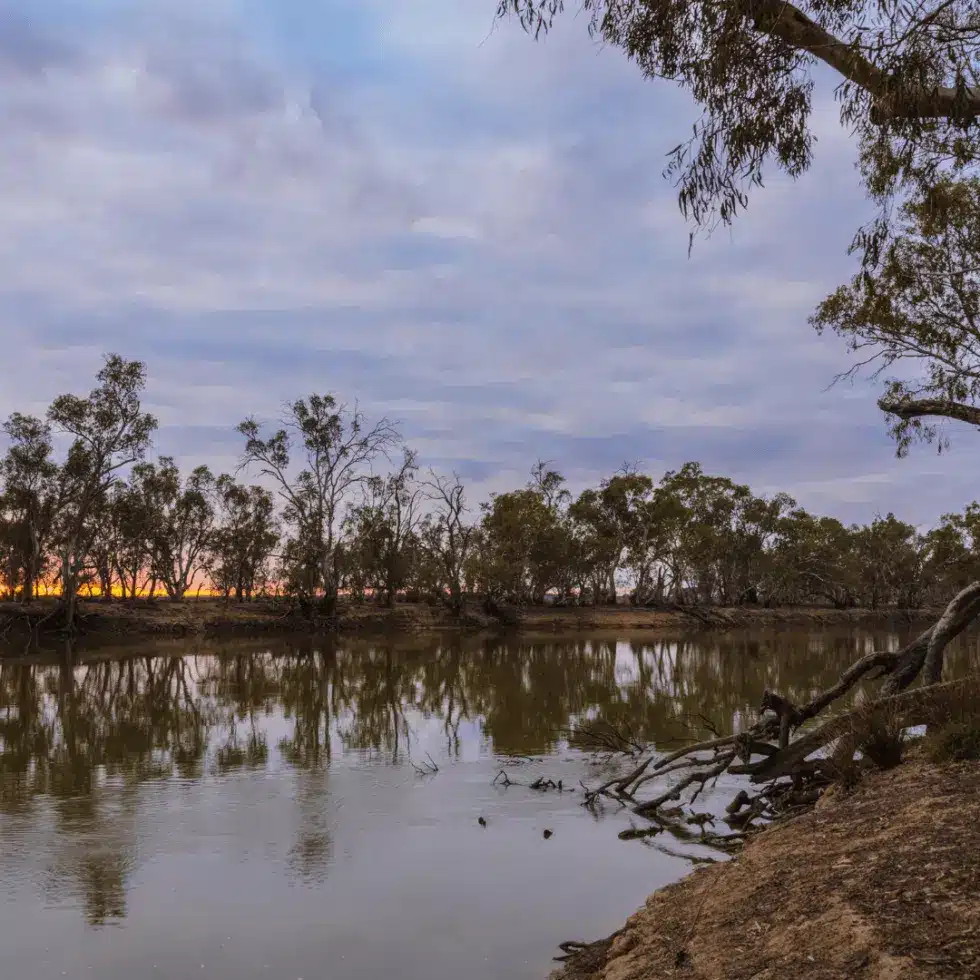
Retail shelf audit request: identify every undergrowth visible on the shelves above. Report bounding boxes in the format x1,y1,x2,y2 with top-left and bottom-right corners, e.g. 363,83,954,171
921,683,980,762
827,699,907,791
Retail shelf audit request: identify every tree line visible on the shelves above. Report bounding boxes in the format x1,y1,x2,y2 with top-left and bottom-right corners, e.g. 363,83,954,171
2,354,979,618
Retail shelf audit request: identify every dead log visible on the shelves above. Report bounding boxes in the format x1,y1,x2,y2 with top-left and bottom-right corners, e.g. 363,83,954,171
752,676,980,783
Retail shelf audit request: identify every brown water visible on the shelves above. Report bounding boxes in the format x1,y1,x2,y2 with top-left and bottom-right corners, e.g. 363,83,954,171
1,626,976,980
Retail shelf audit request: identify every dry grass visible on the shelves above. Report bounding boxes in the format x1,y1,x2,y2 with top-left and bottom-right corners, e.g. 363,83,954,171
919,683,980,763
825,699,908,792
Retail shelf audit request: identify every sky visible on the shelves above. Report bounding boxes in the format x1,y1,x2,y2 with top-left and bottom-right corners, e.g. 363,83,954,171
0,0,977,529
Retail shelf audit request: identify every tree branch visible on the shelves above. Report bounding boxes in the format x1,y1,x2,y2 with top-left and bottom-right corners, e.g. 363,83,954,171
743,0,980,122
878,395,980,427
923,582,980,684
751,675,980,783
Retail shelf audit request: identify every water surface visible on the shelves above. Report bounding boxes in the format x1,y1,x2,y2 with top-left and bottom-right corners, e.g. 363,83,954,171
2,626,975,980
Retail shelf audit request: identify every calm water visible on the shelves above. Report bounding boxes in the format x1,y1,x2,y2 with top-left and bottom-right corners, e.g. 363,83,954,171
2,626,977,980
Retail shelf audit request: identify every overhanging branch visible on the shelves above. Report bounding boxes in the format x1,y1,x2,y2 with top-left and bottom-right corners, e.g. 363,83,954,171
744,0,980,123
878,396,980,427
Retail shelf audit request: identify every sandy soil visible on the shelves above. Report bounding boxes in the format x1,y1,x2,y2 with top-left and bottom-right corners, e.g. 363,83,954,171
551,755,980,980
0,597,934,648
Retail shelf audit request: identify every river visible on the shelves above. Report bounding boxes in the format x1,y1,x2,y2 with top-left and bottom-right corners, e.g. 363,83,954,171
2,625,976,980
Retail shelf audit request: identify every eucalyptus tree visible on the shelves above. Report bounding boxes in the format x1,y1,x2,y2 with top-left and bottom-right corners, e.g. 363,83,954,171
476,480,571,604
139,458,217,601
500,2,980,471
238,395,400,614
46,356,157,624
850,513,925,608
418,471,478,614
0,503,21,599
923,502,980,596
497,1,980,259
768,509,860,607
209,476,280,602
569,470,655,604
344,449,424,606
655,463,743,604
110,468,159,599
0,413,59,601
814,177,980,452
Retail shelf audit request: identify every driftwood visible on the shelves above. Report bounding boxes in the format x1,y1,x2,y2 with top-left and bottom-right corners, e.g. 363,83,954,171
570,583,980,845
410,752,439,776
751,676,980,782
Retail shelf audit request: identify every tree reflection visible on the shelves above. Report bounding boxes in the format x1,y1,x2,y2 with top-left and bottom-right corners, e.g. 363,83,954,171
1,626,978,925
76,849,129,926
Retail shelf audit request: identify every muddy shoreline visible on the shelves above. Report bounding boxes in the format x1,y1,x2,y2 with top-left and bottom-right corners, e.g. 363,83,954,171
548,755,980,980
0,597,936,656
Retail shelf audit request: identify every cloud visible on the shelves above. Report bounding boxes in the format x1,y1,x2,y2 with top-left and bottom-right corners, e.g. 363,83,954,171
0,0,974,529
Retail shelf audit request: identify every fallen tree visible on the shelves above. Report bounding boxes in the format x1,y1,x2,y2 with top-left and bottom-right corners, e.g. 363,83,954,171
572,582,980,840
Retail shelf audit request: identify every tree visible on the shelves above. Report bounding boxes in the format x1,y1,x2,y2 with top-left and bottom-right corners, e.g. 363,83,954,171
138,458,217,601
85,493,121,600
419,472,477,614
110,468,159,599
621,483,686,606
498,2,979,258
655,463,742,604
345,449,423,606
768,509,859,607
46,356,157,625
925,502,980,595
851,513,924,608
477,484,568,604
0,414,58,601
499,3,980,462
570,470,655,604
209,476,279,601
238,396,400,614
813,177,980,453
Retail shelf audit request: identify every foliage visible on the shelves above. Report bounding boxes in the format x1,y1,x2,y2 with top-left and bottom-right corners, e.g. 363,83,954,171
813,178,980,454
343,450,423,606
45,355,158,620
0,414,58,601
138,458,217,600
496,1,980,260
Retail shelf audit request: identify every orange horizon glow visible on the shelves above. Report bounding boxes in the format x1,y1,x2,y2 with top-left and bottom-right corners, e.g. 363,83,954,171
3,580,379,601
21,581,226,599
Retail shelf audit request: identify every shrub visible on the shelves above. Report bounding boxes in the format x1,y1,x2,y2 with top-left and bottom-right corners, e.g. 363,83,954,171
919,679,980,763
853,701,906,771
826,736,864,792
826,699,906,790
924,721,980,763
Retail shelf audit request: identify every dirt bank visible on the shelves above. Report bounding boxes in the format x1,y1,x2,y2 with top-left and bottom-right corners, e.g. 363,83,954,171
0,598,935,649
551,755,980,980
516,604,933,633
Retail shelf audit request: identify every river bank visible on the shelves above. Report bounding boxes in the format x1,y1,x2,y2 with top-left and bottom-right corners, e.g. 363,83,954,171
0,597,937,648
550,753,980,980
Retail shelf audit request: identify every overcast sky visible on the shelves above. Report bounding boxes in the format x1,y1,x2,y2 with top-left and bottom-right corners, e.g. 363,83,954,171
1,0,976,528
